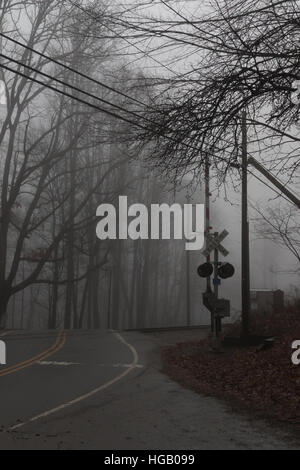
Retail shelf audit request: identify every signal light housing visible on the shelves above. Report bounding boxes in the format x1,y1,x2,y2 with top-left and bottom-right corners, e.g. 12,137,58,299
197,262,235,279
218,263,235,279
197,263,214,278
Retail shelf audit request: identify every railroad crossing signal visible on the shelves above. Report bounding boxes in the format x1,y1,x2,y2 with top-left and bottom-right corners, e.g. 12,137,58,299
203,230,229,257
197,262,235,280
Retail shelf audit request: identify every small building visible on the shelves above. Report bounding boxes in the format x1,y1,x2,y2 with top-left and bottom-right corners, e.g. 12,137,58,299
250,289,284,314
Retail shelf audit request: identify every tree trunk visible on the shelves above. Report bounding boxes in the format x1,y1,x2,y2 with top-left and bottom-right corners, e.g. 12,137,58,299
0,284,10,329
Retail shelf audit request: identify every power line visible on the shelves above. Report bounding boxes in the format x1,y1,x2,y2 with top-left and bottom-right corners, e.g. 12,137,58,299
0,51,154,125
0,31,152,112
0,30,240,169
0,56,240,169
0,61,149,130
1,9,296,211
65,0,179,76
2,48,293,209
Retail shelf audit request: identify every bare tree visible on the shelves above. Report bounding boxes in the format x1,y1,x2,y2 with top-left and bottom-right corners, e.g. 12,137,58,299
255,204,300,270
109,0,300,183
0,0,121,326
0,0,209,330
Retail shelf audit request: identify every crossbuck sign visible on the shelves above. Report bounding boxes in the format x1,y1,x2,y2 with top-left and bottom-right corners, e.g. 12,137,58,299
203,230,229,257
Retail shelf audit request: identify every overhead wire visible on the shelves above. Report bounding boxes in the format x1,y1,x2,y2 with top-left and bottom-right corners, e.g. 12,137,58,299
65,0,179,76
0,39,240,168
1,48,296,207
0,31,152,112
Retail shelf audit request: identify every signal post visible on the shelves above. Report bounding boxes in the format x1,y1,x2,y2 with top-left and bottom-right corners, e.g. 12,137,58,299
198,230,234,351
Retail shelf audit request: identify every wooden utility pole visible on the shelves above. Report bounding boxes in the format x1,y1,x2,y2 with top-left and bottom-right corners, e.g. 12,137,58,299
205,156,214,333
186,247,191,326
241,111,250,338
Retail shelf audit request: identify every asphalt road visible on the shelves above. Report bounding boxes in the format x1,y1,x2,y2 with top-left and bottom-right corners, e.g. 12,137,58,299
0,328,299,450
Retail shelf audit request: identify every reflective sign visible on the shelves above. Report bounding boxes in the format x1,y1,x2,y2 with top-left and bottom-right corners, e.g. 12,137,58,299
203,230,229,257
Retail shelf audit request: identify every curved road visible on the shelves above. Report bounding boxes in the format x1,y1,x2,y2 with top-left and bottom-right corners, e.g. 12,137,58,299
0,329,299,450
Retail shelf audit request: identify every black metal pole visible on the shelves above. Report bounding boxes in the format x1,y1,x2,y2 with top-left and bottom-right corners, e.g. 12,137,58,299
213,235,221,337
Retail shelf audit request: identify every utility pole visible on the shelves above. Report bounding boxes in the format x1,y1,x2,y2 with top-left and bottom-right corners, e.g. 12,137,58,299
239,114,300,339
205,156,213,332
186,243,191,326
241,111,250,338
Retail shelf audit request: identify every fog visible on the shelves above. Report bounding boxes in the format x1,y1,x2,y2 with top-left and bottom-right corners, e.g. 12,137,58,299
0,0,299,332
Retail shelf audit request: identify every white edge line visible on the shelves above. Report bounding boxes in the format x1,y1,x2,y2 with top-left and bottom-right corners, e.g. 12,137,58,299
37,361,143,368
9,331,138,431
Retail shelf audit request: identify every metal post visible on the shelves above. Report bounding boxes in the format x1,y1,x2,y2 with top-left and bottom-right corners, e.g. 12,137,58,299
213,233,222,336
205,157,213,332
248,157,300,209
241,111,250,338
211,232,222,351
186,248,191,326
213,244,218,332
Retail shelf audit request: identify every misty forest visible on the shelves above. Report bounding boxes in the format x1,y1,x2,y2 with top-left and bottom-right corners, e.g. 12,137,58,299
0,0,299,332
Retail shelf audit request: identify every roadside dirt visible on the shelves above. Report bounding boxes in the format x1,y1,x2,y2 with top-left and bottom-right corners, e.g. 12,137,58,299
158,313,300,436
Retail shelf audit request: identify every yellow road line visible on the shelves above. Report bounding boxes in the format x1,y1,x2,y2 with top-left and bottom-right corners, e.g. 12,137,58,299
9,331,138,431
0,330,66,377
0,330,62,375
